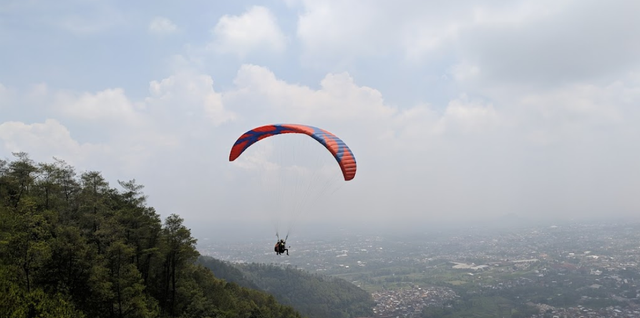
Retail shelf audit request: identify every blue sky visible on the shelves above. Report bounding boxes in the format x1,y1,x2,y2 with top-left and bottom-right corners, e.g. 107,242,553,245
2,0,640,239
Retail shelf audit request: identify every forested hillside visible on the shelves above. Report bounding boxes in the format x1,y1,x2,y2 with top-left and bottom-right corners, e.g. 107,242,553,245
199,257,375,318
0,153,301,318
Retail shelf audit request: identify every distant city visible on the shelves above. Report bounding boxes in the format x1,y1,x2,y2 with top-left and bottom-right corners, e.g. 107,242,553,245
199,220,640,318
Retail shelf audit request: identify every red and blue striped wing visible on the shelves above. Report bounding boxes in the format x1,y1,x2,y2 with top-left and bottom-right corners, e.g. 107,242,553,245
229,124,357,181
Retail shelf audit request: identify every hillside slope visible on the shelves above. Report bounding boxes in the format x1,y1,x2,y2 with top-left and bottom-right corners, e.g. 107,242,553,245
199,256,375,318
0,153,301,318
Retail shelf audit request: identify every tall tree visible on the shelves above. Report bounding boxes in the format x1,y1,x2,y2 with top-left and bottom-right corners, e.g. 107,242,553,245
115,180,161,285
52,158,81,223
6,152,38,207
5,197,53,294
159,214,199,316
79,171,111,252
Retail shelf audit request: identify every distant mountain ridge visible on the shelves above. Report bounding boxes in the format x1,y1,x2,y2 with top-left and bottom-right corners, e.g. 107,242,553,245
198,256,375,318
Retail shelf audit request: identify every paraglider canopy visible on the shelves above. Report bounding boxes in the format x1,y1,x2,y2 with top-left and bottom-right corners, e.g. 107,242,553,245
229,124,357,181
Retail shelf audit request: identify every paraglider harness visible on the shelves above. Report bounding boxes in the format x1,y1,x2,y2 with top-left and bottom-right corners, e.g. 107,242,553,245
274,233,289,256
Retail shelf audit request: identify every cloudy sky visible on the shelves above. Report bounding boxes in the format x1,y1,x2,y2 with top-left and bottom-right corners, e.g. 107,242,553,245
2,0,640,240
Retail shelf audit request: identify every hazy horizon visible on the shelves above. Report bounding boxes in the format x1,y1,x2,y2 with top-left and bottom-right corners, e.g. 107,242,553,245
191,213,640,244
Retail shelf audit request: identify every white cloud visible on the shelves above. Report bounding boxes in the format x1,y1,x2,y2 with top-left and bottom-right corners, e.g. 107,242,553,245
0,69,240,175
513,79,640,147
210,6,286,57
296,0,395,64
53,88,142,125
227,64,396,124
294,0,475,64
225,65,506,153
148,16,177,35
451,62,481,83
294,0,640,82
434,95,503,135
147,72,235,126
0,119,107,165
402,22,460,62
457,0,640,88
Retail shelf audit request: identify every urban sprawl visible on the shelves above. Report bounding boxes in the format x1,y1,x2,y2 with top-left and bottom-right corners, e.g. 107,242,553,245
201,221,640,318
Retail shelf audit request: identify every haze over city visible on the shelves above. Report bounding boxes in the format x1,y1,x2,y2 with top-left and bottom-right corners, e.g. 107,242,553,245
2,0,640,241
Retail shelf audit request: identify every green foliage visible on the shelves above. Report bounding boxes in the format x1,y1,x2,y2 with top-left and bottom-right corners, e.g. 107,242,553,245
0,268,85,318
199,256,376,318
0,153,301,318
